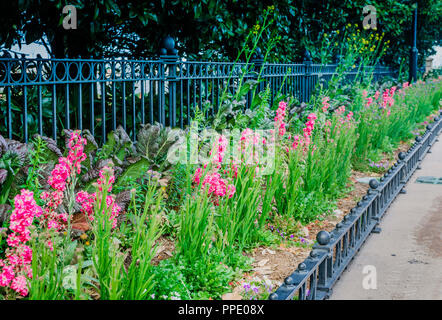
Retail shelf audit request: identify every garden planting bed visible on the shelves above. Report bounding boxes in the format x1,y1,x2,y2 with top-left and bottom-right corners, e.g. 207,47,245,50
270,112,442,300
221,143,411,299
0,76,441,300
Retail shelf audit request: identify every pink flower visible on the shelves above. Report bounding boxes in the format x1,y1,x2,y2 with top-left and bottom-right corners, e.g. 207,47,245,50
374,91,380,100
47,219,60,231
41,130,88,232
97,166,115,192
321,96,330,112
279,122,286,136
274,101,287,137
291,135,301,150
192,169,235,205
336,106,346,115
0,264,14,287
76,167,121,228
193,167,203,185
212,135,228,166
0,189,41,296
227,184,236,199
11,275,28,297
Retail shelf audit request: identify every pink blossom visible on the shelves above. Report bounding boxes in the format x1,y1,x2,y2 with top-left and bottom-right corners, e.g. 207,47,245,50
41,130,88,232
0,189,41,296
193,167,203,185
11,275,28,297
321,97,330,112
374,91,380,100
291,135,301,150
274,101,287,137
336,106,346,115
0,264,14,287
76,167,121,228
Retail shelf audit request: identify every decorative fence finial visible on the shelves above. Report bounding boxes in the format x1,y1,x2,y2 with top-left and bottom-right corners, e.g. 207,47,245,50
160,36,177,55
303,49,312,63
316,230,330,245
369,179,379,189
398,152,406,161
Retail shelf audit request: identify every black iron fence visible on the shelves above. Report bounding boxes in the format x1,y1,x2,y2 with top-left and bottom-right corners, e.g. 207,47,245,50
0,39,394,144
269,111,442,300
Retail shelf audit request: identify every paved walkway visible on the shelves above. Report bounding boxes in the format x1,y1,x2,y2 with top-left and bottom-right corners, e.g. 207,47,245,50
331,137,442,300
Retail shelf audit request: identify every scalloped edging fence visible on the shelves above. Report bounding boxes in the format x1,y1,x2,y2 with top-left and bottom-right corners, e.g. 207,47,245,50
269,110,442,300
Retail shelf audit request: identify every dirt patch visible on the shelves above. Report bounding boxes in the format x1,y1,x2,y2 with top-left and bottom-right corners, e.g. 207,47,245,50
246,245,310,284
393,141,412,159
152,236,175,265
336,170,381,216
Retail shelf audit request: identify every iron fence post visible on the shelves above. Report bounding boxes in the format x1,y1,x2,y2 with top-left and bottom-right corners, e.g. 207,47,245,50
250,47,265,108
302,50,312,103
409,4,418,83
313,230,333,295
160,37,179,128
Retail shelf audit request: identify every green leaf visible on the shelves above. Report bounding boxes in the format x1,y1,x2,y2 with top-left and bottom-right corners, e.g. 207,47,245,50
105,0,121,16
115,157,150,188
94,6,99,20
63,240,78,266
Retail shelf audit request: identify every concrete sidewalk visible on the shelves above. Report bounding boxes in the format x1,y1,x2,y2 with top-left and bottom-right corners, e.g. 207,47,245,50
331,137,442,300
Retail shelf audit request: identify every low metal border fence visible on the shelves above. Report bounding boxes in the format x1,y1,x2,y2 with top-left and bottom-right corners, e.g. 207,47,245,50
269,110,442,300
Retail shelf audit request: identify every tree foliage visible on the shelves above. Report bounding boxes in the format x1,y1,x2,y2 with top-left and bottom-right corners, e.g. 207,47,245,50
0,0,440,69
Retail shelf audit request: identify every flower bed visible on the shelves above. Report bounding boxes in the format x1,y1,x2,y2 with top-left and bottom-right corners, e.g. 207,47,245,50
0,75,441,300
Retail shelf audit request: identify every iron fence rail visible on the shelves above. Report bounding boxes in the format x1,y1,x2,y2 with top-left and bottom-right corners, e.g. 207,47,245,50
269,111,442,300
0,48,394,144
